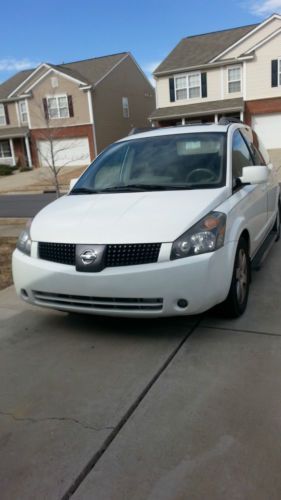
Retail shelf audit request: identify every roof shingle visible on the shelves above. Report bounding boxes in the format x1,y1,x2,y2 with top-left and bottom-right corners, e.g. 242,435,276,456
150,98,244,120
0,52,129,100
154,24,258,75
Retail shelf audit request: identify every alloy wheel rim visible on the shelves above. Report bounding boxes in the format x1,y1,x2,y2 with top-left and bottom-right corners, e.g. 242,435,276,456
235,249,248,305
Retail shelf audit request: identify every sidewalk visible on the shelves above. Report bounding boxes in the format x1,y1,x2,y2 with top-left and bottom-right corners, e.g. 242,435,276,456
0,166,85,194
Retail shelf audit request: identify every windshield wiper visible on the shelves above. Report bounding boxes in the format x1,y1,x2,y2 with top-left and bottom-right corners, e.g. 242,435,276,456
70,187,98,195
98,184,170,192
71,184,200,195
95,184,199,192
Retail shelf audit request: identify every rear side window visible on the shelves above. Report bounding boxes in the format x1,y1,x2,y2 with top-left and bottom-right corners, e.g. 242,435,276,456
232,130,254,180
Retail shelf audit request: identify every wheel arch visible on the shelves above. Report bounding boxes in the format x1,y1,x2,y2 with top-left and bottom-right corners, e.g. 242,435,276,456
240,229,250,253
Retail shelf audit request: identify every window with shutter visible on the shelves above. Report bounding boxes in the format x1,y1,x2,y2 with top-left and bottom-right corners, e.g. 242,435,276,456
45,94,70,119
174,72,201,101
0,104,6,126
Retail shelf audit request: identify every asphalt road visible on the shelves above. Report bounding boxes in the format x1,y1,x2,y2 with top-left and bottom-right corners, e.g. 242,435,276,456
1,241,281,499
0,193,57,217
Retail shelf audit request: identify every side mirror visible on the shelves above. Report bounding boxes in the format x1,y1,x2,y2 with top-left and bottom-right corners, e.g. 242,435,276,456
240,166,269,185
69,178,78,192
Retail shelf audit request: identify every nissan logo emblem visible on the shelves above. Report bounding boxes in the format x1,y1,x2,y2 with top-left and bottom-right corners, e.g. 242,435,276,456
80,249,98,265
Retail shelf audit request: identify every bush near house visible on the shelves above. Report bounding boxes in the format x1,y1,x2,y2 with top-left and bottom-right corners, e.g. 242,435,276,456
0,165,13,176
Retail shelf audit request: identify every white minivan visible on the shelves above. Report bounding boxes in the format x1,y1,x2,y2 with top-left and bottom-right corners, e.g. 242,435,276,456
13,121,280,318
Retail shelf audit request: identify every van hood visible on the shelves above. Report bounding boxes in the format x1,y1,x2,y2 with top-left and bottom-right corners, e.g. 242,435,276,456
31,188,228,244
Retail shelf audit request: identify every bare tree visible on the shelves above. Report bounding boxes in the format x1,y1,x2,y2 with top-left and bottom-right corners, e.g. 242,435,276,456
31,93,89,197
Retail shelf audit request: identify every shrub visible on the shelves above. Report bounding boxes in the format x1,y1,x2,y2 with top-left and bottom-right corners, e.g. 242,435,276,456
19,166,31,172
0,164,13,176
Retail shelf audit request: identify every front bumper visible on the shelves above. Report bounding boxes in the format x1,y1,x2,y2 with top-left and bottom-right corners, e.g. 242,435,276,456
12,242,236,317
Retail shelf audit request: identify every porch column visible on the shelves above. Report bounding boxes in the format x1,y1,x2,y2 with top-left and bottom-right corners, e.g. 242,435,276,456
9,139,16,166
25,136,32,168
181,118,186,125
214,114,219,124
240,111,244,122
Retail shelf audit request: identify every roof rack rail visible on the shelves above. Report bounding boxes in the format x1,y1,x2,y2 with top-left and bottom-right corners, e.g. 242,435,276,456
218,117,243,125
129,127,158,135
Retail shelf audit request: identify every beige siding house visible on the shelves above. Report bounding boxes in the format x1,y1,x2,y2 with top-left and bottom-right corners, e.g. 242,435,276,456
0,53,155,168
150,14,281,164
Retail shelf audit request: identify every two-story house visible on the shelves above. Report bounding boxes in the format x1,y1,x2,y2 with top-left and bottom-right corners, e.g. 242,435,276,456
0,52,155,168
150,14,281,165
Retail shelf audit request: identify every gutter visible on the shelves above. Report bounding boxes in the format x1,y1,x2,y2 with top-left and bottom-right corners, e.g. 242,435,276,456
150,106,244,121
153,56,254,78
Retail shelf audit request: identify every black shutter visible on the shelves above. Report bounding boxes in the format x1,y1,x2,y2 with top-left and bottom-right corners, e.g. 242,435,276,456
42,98,49,119
169,78,175,102
4,104,10,125
201,73,207,98
68,95,74,117
271,60,278,87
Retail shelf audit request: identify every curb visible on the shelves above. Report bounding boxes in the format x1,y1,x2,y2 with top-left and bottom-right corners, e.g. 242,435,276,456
0,218,28,225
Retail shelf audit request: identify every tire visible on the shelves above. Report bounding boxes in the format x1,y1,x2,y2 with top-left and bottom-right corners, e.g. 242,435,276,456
274,202,281,242
222,237,250,318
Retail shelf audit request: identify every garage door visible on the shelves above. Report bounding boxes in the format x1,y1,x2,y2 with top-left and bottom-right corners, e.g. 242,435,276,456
252,113,281,150
37,138,90,167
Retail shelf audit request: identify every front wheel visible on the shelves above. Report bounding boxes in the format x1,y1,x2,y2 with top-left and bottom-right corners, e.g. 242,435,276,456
222,237,250,318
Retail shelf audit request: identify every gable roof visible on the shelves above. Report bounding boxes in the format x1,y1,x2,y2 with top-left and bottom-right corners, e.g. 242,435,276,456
59,52,128,86
154,24,258,75
0,52,129,100
0,69,33,99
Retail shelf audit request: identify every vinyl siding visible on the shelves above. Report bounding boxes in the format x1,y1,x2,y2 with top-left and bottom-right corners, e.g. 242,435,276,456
93,55,155,153
156,67,235,109
246,33,281,100
29,70,91,129
220,17,281,60
0,102,18,127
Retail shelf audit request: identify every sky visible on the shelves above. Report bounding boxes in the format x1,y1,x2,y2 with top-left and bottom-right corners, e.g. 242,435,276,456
1,0,281,84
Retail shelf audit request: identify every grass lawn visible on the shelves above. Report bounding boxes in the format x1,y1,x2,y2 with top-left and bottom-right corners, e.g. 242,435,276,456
0,237,17,290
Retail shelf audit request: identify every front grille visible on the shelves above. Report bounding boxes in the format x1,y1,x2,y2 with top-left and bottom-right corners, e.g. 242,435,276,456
39,242,75,266
106,243,161,267
38,242,161,268
32,291,163,312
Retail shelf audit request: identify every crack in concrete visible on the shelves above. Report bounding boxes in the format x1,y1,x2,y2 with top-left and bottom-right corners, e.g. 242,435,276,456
201,324,281,338
61,320,201,500
0,410,114,433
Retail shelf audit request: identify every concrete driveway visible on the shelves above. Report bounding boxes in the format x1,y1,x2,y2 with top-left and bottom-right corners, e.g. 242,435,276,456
1,241,281,500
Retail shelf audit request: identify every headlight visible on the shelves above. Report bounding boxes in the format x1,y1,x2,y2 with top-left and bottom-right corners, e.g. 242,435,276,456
171,212,226,260
17,220,32,256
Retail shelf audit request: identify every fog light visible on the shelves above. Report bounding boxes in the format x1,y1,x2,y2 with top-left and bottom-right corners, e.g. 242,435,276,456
177,299,188,309
21,289,29,300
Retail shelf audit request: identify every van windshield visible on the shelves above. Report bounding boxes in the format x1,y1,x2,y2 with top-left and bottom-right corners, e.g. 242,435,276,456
71,132,227,194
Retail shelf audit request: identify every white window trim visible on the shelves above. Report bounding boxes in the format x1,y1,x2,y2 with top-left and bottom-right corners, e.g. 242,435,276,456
19,100,28,124
0,139,12,158
0,103,6,126
227,65,242,94
174,72,202,101
46,94,69,120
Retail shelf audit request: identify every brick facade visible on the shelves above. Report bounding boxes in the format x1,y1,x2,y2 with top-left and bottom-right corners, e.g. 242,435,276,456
30,124,95,167
244,97,281,126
